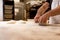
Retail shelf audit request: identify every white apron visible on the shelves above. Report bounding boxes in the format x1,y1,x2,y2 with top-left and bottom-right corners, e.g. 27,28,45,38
49,0,60,24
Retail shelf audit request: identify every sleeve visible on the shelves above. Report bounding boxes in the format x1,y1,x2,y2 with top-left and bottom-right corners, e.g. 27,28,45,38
46,0,50,3
46,0,52,5
45,0,53,12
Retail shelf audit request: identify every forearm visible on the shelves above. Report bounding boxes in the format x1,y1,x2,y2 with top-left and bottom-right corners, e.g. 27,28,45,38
36,2,49,16
45,6,60,17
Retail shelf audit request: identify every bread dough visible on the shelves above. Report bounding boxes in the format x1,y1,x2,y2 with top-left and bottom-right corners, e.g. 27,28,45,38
7,20,16,24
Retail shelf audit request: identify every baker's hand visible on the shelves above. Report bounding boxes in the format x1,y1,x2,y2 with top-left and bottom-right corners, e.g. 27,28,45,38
34,15,40,23
38,14,49,24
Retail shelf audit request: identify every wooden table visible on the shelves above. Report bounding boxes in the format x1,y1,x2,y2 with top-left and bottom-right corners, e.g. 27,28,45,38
0,20,60,40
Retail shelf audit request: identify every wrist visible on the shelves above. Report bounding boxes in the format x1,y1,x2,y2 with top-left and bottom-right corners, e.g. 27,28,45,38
36,14,41,16
44,12,51,19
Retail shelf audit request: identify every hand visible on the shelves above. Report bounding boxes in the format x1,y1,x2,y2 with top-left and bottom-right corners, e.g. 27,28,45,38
34,15,40,23
38,14,49,24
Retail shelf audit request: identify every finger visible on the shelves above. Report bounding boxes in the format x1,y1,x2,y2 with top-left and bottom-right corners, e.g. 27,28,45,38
39,17,46,24
41,19,47,23
38,18,42,23
34,18,38,23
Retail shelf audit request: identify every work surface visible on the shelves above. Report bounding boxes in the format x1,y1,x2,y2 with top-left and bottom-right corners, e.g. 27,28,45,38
0,19,60,40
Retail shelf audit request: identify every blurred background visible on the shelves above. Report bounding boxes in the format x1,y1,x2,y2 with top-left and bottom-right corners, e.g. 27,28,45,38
1,0,47,21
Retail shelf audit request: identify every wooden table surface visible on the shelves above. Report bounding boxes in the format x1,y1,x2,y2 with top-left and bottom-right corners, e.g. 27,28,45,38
0,19,60,40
